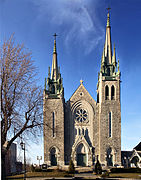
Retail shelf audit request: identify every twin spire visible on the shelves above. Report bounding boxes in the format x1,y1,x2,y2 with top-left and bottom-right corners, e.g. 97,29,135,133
45,9,120,94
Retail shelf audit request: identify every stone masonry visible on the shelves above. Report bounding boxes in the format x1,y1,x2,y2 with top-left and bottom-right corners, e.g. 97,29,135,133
43,11,121,168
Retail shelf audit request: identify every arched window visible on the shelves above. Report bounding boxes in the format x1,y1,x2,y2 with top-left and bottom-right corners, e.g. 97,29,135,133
52,85,55,94
82,128,85,135
79,128,81,135
52,112,55,137
111,85,115,100
75,128,77,136
107,68,110,76
109,112,112,137
105,85,109,100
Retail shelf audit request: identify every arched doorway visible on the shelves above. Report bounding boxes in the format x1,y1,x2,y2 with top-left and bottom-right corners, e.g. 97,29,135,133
106,147,113,166
50,147,57,166
77,143,87,166
131,156,139,167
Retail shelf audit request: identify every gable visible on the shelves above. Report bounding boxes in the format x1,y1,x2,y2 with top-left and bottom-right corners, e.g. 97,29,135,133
69,83,96,106
134,142,141,151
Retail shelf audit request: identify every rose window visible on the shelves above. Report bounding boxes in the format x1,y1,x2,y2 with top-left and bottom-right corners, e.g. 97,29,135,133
75,109,88,123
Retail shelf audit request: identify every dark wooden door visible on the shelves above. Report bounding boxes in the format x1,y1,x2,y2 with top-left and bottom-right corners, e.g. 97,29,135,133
51,154,57,166
77,153,86,166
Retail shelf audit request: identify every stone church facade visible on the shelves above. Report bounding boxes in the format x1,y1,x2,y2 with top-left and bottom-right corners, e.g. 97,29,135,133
44,11,121,167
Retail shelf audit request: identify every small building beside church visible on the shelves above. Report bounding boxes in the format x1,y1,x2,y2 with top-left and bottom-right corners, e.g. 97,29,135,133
130,142,141,168
43,11,121,168
121,142,141,168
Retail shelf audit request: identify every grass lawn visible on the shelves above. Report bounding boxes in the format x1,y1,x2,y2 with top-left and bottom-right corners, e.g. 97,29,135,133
6,171,141,179
6,170,73,179
109,172,141,179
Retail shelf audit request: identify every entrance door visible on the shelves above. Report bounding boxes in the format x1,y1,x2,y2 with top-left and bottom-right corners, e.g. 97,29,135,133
77,153,86,166
51,154,57,166
50,147,57,166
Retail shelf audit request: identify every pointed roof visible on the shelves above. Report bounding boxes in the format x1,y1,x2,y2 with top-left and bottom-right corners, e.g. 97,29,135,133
99,8,120,78
51,33,58,80
134,142,141,151
69,81,96,105
104,8,112,64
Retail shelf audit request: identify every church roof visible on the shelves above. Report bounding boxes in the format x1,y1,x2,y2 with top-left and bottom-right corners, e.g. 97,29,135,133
69,80,96,104
134,142,141,151
121,151,133,158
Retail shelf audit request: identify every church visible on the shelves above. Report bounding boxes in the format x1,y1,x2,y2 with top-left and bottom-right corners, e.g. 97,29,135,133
43,10,121,168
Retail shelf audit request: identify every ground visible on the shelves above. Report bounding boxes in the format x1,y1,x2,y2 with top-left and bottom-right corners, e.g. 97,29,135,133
6,167,141,179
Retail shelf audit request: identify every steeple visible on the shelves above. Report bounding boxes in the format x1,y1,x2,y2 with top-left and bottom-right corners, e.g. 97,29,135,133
104,8,112,64
51,33,58,80
100,8,119,77
45,34,64,96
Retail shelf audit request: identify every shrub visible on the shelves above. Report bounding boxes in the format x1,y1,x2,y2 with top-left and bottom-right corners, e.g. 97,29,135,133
101,170,109,178
31,164,35,172
34,168,42,172
68,160,75,174
95,160,102,175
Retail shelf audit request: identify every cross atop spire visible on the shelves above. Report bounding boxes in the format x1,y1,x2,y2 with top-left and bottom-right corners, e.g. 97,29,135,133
107,7,111,13
106,7,111,27
53,33,58,41
80,79,83,84
53,33,58,53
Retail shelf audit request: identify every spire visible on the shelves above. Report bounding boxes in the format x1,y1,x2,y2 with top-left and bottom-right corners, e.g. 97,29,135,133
100,47,105,73
112,44,116,65
101,47,105,64
118,59,120,72
46,33,64,96
48,67,50,78
104,8,112,64
45,78,46,90
51,33,58,80
99,8,119,78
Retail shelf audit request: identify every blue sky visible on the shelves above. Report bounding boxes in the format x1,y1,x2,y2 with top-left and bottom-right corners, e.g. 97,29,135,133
1,0,141,164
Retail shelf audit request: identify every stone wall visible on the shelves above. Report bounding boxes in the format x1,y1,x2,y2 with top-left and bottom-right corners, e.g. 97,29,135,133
44,92,65,166
98,76,121,166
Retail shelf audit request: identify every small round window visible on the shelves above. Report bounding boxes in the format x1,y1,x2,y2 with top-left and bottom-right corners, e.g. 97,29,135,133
75,109,88,123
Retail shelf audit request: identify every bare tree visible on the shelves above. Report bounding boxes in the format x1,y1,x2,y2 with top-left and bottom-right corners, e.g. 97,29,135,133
0,35,43,179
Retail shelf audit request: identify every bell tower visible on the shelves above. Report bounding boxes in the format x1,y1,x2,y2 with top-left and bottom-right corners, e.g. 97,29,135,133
97,9,121,167
43,34,65,166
